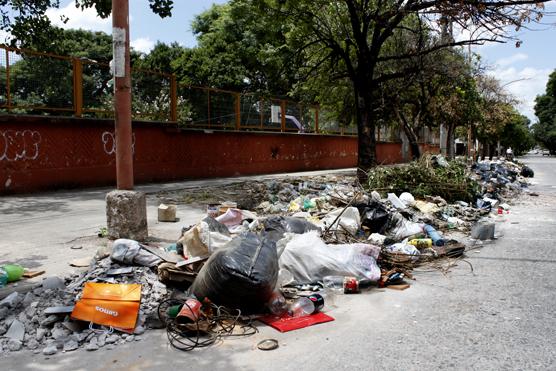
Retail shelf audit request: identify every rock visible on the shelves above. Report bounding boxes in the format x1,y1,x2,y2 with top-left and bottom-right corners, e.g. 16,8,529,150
42,276,66,290
106,334,119,344
85,342,99,351
133,325,145,335
24,302,39,318
42,345,58,356
0,292,19,308
6,319,25,342
36,328,47,341
26,338,39,350
8,339,22,351
126,335,135,342
0,307,9,320
106,190,148,240
40,315,60,327
158,203,177,222
22,292,36,306
0,323,7,336
134,336,143,341
51,326,70,341
97,333,107,347
63,340,79,352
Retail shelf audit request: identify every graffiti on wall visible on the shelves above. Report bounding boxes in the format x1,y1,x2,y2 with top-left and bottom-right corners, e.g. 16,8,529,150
0,130,41,162
102,131,136,156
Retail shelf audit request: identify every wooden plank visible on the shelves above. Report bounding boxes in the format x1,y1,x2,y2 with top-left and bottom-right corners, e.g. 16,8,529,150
22,270,45,278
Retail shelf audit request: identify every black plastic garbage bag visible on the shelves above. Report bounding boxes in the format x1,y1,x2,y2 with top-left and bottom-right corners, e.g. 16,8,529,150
190,232,278,314
262,216,320,242
520,166,534,178
356,202,389,233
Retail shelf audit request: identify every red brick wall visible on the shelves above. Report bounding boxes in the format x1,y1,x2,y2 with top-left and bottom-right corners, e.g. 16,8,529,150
0,115,413,194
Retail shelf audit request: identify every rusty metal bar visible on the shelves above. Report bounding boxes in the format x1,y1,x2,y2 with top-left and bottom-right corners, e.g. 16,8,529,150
235,93,241,130
72,58,83,117
207,89,211,127
6,48,10,111
170,74,177,122
280,100,286,132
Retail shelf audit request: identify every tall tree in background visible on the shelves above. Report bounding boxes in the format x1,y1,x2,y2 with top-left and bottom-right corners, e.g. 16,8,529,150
258,0,547,179
533,70,556,154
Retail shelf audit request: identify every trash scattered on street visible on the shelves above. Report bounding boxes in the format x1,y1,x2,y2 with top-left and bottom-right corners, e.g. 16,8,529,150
0,155,534,354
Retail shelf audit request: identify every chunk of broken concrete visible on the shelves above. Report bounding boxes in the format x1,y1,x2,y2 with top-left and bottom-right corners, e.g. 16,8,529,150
42,277,65,290
63,339,79,352
0,292,19,308
40,315,61,327
8,339,22,351
158,203,177,222
6,319,25,342
44,306,74,315
43,345,58,355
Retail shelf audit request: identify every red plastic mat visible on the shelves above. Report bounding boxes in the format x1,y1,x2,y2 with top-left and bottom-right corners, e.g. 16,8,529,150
258,312,335,332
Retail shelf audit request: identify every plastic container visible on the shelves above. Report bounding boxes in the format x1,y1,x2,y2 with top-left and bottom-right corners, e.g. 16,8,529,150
267,290,288,315
408,238,433,249
1,264,24,282
289,297,315,317
323,275,373,294
423,225,445,246
0,268,7,288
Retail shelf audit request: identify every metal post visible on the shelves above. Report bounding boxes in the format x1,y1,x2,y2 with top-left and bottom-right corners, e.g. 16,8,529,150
6,49,11,111
170,74,177,122
280,100,286,132
72,58,83,117
112,0,134,190
235,93,241,130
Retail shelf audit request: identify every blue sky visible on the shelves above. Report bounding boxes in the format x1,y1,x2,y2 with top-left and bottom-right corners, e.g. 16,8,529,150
39,0,556,121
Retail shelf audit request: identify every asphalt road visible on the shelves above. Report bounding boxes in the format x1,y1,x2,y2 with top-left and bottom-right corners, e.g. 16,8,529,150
1,156,555,370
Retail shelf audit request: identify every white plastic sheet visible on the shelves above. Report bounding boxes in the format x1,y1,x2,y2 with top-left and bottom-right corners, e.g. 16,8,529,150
279,231,381,284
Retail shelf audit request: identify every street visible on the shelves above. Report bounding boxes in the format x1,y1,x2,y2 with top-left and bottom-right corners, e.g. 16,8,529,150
1,155,555,370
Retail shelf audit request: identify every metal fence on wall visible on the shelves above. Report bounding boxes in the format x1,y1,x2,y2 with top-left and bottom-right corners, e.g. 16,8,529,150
0,44,406,138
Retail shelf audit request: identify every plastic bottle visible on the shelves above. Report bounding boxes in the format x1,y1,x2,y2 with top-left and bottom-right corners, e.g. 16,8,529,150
267,290,288,315
408,238,433,249
323,276,374,294
423,225,445,246
0,268,7,288
288,291,335,317
0,264,24,283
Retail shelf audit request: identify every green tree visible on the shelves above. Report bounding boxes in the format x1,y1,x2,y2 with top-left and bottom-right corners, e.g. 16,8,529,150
257,0,547,178
533,70,556,153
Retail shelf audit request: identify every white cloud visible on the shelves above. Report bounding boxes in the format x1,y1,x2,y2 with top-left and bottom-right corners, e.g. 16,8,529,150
489,66,551,122
131,37,155,54
46,1,111,33
495,53,528,67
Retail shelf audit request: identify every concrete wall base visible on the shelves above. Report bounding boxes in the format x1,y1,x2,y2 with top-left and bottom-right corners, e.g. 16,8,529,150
106,190,148,241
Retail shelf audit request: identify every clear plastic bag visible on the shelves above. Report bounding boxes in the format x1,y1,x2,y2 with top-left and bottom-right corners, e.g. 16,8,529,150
279,231,381,284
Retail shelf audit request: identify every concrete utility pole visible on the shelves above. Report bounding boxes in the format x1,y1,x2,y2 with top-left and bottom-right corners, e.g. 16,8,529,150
112,0,134,189
105,0,148,241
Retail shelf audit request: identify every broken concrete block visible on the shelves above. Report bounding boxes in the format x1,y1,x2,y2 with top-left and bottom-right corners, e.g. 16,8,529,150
36,328,46,341
6,319,25,342
158,203,177,222
44,306,74,315
42,277,65,290
42,345,57,355
63,339,78,352
40,315,60,327
26,338,39,350
8,339,22,351
0,306,9,320
106,190,148,241
85,337,99,351
0,292,19,307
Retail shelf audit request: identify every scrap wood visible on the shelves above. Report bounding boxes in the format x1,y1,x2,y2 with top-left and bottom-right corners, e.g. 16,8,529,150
386,284,410,290
22,270,45,278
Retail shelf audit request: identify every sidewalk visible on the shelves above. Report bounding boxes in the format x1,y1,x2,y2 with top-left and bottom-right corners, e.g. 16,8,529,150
0,168,355,278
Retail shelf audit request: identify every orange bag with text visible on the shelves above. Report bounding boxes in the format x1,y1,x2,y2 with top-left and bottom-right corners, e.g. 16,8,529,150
71,282,142,332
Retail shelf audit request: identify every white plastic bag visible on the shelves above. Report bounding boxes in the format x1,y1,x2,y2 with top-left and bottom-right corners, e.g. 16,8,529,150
323,207,361,235
279,231,381,284
385,243,420,261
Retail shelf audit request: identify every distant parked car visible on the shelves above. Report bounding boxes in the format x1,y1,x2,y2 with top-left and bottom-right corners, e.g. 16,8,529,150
542,149,551,156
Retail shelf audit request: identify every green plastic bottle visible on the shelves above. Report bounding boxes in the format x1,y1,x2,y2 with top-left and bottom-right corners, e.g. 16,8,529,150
1,264,24,282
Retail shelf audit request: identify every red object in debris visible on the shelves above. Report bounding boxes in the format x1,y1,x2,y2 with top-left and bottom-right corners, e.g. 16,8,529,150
259,312,334,332
497,207,503,215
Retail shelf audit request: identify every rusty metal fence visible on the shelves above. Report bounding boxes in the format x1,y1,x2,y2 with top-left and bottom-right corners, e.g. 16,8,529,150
0,44,359,135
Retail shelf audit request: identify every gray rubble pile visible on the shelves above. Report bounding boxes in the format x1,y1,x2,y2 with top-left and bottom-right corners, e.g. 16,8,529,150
0,257,169,356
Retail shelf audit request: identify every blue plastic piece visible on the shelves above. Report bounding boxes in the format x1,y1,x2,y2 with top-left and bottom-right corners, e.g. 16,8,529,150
423,225,445,246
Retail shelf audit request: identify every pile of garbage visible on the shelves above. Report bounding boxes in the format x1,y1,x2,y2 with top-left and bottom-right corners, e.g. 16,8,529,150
0,156,534,355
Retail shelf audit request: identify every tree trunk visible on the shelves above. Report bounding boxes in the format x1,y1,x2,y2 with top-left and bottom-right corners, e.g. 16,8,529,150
446,122,456,159
395,108,421,160
355,90,377,183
